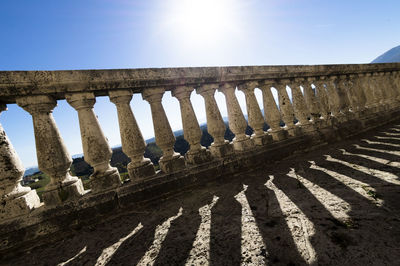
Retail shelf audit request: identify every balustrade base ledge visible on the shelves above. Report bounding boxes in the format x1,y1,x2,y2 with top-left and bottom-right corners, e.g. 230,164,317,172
270,129,288,141
185,147,213,165
251,133,273,146
1,109,400,258
209,142,234,158
232,137,255,151
159,155,186,174
89,167,121,193
42,179,86,206
128,161,156,179
286,126,303,137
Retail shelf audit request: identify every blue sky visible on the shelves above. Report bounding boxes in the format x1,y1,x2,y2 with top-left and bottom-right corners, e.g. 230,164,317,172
1,0,399,167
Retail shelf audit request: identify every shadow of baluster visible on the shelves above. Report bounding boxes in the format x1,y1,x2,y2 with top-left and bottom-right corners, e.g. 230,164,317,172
243,171,307,265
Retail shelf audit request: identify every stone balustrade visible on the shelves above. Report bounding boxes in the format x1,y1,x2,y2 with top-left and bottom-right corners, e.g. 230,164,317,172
0,63,400,227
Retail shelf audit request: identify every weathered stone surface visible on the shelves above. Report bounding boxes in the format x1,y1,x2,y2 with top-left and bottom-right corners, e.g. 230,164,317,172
66,92,121,192
173,86,212,164
197,84,233,157
17,95,85,205
238,81,273,146
1,63,400,103
109,90,155,179
276,80,300,137
142,88,185,173
219,83,254,151
0,104,41,220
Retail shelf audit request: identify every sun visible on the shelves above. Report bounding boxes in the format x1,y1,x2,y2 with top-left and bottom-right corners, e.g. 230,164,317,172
161,0,239,46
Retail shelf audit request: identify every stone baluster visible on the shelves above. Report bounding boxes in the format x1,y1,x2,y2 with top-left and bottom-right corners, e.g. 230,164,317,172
327,76,346,121
389,72,400,107
259,80,287,141
335,75,352,119
386,71,398,104
394,72,400,102
237,81,272,146
289,79,314,133
66,92,121,192
0,104,41,219
142,88,185,173
219,83,254,151
275,80,301,137
369,73,384,111
313,77,331,123
378,72,391,109
361,73,376,112
384,72,398,109
376,72,388,109
17,96,85,205
172,86,212,164
109,90,155,179
347,74,364,117
196,84,233,158
303,78,322,123
338,75,357,118
352,74,368,114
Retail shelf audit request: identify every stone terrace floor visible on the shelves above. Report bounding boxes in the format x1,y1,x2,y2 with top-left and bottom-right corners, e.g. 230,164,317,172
3,122,400,266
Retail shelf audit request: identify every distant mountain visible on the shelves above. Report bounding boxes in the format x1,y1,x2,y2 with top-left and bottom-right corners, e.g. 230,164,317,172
24,166,40,177
371,45,400,63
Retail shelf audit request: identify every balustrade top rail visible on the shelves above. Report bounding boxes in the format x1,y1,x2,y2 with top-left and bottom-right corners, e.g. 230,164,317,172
1,63,400,103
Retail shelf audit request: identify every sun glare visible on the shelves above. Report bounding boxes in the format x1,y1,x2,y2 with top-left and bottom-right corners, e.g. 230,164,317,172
161,0,240,47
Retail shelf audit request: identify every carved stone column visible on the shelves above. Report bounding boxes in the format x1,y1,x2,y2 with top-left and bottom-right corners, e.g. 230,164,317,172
349,74,366,116
219,83,254,151
142,88,185,173
369,73,384,111
314,77,331,124
395,72,400,102
259,80,287,141
388,72,400,107
327,76,346,121
196,84,233,158
303,78,322,123
0,104,41,219
391,71,400,103
336,75,357,121
275,80,301,137
355,74,368,114
378,72,392,109
360,73,376,114
172,86,212,164
384,72,398,109
109,90,155,179
289,79,314,133
377,72,388,109
17,96,85,205
66,92,121,193
237,81,272,146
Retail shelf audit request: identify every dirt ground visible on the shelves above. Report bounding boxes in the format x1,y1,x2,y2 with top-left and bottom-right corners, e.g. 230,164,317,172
2,123,400,266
